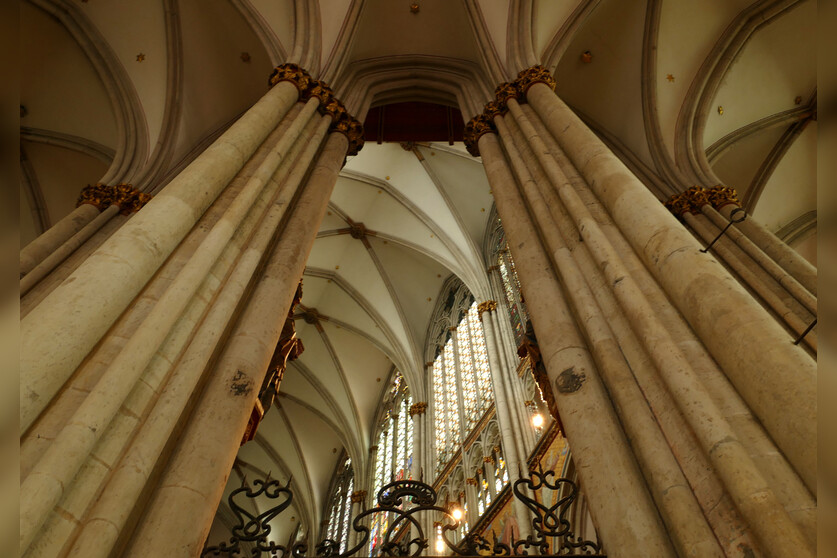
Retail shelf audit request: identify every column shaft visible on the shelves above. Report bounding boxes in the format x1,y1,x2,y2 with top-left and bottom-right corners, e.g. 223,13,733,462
20,204,101,276
478,132,675,557
527,83,816,494
123,131,349,558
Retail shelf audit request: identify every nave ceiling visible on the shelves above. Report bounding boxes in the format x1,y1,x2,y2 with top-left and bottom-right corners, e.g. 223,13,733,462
19,0,817,543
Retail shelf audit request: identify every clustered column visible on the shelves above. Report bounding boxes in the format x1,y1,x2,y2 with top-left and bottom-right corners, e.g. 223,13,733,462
463,66,815,558
663,185,816,354
19,63,364,558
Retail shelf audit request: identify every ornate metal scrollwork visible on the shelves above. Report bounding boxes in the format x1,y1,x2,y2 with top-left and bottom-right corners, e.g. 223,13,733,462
202,477,296,558
204,469,604,557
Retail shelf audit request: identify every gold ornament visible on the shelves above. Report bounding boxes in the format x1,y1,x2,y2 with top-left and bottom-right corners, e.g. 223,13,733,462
350,490,367,503
663,185,710,217
706,185,741,209
463,113,495,157
409,402,428,416
476,300,498,318
76,183,151,214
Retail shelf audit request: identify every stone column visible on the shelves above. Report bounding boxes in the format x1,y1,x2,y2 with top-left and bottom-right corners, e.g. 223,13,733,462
526,78,816,495
123,128,354,558
20,204,101,276
20,67,306,435
473,130,675,557
410,402,427,481
348,490,367,549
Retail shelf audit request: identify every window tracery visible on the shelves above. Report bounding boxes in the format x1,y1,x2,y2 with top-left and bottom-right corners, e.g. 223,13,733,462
369,371,413,555
325,455,353,552
428,281,496,474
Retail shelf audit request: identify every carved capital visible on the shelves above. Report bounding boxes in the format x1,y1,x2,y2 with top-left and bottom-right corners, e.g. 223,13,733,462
515,65,557,95
350,490,367,503
268,64,365,156
664,185,711,217
268,63,312,92
477,300,498,318
77,183,151,215
483,455,494,464
465,477,478,486
409,402,428,416
463,113,496,157
369,444,378,453
464,65,556,157
707,185,741,209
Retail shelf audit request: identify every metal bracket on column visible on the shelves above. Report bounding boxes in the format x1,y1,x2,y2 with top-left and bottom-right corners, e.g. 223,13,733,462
700,207,747,253
793,318,817,345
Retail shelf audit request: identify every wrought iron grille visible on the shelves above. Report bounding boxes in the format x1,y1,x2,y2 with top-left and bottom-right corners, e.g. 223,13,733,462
203,467,604,557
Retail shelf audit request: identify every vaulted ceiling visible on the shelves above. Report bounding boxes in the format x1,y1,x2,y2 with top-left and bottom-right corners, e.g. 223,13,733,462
19,0,817,544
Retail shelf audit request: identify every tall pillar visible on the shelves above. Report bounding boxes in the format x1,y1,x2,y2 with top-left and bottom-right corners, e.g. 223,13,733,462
525,79,816,495
123,126,356,557
19,64,365,558
463,65,815,558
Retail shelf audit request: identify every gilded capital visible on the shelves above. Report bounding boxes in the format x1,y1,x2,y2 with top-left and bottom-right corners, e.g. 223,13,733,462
477,300,498,318
515,65,557,94
77,183,151,215
464,65,556,157
465,477,478,486
409,402,428,416
663,185,710,218
350,490,367,503
707,185,741,209
268,64,365,156
463,113,496,157
483,455,494,464
268,63,312,92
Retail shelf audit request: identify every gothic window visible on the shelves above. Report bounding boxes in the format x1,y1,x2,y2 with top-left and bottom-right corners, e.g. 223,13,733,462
369,372,413,555
429,281,496,474
492,226,529,347
325,455,354,552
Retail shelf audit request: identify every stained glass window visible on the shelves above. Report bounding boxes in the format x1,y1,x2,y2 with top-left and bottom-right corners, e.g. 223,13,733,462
431,293,495,473
324,455,353,551
494,229,529,348
369,372,413,556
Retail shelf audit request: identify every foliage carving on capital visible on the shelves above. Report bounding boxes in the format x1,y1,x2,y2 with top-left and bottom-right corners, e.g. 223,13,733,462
350,490,367,503
463,113,496,157
515,65,557,94
268,63,312,92
268,65,365,156
409,402,428,416
664,185,711,217
476,300,498,318
463,66,556,157
707,185,741,209
77,183,151,214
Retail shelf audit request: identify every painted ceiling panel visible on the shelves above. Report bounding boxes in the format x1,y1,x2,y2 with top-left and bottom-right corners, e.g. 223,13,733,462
350,0,479,62
343,143,476,258
533,0,584,62
709,126,786,200
416,145,494,247
478,0,510,68
78,0,168,152
319,0,353,69
280,363,341,428
171,0,272,166
298,275,396,357
278,398,345,514
320,321,392,442
656,0,755,159
20,3,118,149
331,178,458,266
250,0,296,56
555,0,654,169
703,0,816,147
752,122,816,233
292,321,358,426
366,237,450,355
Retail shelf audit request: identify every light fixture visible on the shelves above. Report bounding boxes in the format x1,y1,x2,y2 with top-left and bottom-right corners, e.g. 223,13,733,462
532,413,544,428
435,538,446,553
451,507,463,521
